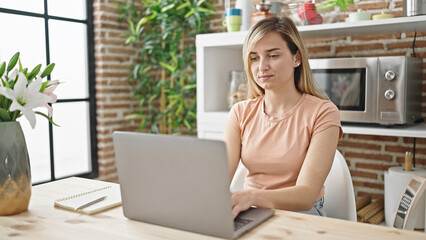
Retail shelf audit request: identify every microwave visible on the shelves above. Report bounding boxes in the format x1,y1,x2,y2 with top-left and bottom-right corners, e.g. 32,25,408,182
309,56,422,125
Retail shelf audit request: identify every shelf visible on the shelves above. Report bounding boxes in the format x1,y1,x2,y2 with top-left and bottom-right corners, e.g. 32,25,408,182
342,123,426,138
196,16,426,47
196,30,247,47
298,15,426,39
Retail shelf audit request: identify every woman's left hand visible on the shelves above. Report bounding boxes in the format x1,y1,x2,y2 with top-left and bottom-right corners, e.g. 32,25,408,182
231,190,254,219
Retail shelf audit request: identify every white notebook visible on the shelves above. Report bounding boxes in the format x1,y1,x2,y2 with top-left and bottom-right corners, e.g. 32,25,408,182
54,184,122,214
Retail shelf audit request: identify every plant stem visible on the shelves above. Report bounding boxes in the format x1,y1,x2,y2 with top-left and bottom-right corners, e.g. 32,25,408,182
12,110,20,121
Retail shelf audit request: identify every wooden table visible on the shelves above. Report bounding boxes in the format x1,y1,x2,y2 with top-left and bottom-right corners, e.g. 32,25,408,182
0,177,425,239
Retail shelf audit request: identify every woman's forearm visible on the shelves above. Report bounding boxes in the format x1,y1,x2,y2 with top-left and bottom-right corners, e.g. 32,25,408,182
249,185,318,211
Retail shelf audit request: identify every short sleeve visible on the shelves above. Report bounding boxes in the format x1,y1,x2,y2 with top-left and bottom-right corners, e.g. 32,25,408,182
228,103,242,135
313,101,343,139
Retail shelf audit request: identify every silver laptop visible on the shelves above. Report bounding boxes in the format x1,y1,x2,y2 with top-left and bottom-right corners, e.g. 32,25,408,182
113,131,274,239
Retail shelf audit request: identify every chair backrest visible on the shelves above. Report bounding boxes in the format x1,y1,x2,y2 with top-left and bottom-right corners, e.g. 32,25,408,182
230,150,357,221
230,161,248,192
323,150,357,221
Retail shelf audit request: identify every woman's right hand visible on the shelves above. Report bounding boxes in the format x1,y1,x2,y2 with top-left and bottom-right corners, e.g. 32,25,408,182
231,190,254,219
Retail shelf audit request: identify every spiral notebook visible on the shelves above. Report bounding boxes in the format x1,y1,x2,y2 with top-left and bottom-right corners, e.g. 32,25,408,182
54,184,122,214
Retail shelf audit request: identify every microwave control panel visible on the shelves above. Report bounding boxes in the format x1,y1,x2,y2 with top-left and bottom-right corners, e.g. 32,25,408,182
377,56,422,124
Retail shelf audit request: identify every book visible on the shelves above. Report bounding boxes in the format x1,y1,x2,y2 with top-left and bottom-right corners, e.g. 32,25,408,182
54,184,122,214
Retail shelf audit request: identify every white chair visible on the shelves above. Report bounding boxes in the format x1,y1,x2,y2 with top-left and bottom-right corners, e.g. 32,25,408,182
230,150,357,221
323,150,357,221
230,161,248,192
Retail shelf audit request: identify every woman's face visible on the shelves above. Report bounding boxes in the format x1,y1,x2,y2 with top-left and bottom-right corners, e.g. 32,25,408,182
249,32,300,93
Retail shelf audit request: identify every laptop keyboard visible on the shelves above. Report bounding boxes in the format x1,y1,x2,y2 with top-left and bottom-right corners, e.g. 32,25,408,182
234,217,254,231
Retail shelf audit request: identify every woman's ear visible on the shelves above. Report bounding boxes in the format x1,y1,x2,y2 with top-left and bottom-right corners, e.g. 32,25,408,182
294,50,302,67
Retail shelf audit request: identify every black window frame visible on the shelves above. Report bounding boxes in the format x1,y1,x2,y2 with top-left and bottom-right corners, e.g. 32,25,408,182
0,0,98,185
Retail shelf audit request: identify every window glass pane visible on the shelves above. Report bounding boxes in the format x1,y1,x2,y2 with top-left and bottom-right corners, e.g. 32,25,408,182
49,20,88,99
0,0,44,14
53,102,91,178
18,116,51,184
0,13,46,70
1,13,49,184
47,0,86,20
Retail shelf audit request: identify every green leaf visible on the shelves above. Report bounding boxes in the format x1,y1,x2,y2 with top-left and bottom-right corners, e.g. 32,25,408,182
170,53,178,66
35,111,60,127
127,18,136,35
10,110,21,121
0,62,6,77
183,119,191,130
161,4,175,13
177,2,190,10
175,104,183,115
39,81,50,93
197,7,214,14
41,63,55,78
336,0,347,10
6,52,20,72
138,98,146,108
141,0,151,6
0,108,11,121
28,64,42,80
188,111,196,118
136,17,149,33
23,68,30,76
148,94,157,104
182,84,196,90
166,98,179,108
159,61,175,73
184,9,195,18
1,78,10,88
196,0,207,7
125,36,136,44
142,66,152,74
137,118,147,132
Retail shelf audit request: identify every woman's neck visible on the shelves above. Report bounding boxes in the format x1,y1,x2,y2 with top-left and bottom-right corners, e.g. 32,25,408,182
263,89,302,117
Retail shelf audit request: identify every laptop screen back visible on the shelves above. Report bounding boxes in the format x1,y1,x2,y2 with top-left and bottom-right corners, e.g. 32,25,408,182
113,132,235,238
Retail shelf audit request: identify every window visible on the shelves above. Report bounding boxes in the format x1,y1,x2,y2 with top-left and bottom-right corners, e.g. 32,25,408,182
0,0,97,184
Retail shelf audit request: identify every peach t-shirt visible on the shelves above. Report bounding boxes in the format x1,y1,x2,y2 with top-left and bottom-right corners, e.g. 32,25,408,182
228,93,343,197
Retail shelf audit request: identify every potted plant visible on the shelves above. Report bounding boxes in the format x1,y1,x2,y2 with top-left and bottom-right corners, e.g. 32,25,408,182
0,52,58,215
115,0,214,134
315,0,355,23
295,0,355,25
315,0,355,12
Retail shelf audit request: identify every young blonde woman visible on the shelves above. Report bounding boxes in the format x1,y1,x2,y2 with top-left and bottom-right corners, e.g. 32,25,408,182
224,16,343,218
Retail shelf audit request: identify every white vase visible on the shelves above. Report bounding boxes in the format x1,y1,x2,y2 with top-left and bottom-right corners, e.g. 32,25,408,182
235,0,253,31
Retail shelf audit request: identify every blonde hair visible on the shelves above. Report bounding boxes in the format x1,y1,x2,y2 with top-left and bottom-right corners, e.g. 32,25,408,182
242,16,326,100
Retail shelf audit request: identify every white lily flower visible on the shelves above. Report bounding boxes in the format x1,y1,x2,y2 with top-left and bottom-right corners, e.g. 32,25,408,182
2,72,51,129
8,68,18,80
0,85,6,95
42,80,59,116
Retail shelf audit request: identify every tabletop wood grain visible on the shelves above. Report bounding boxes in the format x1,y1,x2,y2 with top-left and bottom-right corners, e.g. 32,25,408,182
0,177,425,239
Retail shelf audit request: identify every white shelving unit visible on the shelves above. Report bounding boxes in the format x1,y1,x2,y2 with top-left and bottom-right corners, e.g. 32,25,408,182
196,16,426,140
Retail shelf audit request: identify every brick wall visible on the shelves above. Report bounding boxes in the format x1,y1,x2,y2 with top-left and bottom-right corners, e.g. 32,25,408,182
93,0,140,182
93,0,426,200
